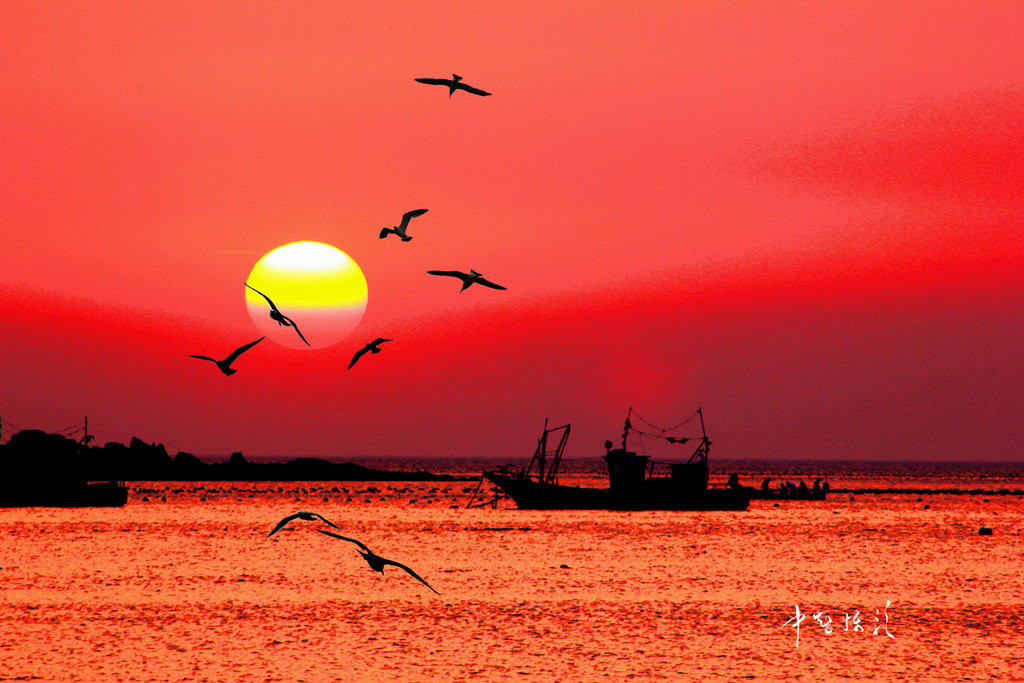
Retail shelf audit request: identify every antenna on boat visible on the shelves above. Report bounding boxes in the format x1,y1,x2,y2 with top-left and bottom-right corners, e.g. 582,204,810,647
687,406,710,464
538,418,547,483
622,407,632,451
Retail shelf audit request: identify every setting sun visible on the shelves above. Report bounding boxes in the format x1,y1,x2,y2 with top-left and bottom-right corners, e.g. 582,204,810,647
245,241,368,349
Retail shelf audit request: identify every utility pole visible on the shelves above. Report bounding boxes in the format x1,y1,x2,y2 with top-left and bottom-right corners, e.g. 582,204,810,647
80,416,94,446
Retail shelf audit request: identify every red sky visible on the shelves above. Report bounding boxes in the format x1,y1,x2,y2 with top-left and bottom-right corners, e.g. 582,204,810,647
2,1,1022,461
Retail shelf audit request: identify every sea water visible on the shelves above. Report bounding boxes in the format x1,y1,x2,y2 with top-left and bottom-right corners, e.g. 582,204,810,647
1,460,1022,682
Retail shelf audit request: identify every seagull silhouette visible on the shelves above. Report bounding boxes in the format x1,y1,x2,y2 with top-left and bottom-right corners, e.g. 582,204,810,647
379,209,428,242
427,269,506,292
266,511,341,538
316,529,440,595
245,283,310,346
348,338,392,370
414,74,491,97
185,337,264,376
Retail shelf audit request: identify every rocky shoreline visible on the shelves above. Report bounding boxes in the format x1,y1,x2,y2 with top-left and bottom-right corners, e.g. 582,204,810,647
0,429,465,484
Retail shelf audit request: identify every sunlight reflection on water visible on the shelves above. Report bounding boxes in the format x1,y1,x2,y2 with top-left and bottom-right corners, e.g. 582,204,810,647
2,472,1022,681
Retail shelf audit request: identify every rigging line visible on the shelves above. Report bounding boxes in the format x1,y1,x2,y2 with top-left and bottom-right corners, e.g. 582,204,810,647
631,427,694,442
658,411,700,432
629,408,699,434
628,409,665,431
0,417,25,431
53,422,86,435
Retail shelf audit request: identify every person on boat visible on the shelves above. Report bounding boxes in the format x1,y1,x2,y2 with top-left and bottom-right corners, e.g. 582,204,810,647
798,481,809,495
761,477,772,491
727,473,743,490
812,478,822,493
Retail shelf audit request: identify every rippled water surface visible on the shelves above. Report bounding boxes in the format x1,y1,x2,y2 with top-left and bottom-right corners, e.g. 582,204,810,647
2,463,1022,681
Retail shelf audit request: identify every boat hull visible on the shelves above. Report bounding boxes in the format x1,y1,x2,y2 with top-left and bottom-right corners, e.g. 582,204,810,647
484,472,749,511
0,482,129,508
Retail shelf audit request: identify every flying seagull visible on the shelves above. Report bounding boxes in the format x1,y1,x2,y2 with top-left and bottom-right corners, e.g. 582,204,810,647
185,337,264,376
316,529,440,595
245,283,310,346
266,511,341,538
427,269,506,292
348,338,392,370
414,74,491,97
380,209,428,242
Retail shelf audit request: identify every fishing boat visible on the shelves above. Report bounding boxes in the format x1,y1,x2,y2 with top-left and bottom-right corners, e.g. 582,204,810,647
474,408,749,511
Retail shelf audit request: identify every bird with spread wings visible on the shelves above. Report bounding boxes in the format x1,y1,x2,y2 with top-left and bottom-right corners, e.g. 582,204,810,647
317,529,440,595
186,337,264,376
348,338,392,370
414,73,491,97
266,511,341,538
245,283,310,346
379,209,428,242
427,269,506,292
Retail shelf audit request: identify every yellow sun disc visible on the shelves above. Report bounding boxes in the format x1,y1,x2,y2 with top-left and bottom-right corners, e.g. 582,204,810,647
245,241,367,349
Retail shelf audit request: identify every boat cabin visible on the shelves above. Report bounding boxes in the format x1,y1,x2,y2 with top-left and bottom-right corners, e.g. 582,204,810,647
603,446,709,493
603,448,650,489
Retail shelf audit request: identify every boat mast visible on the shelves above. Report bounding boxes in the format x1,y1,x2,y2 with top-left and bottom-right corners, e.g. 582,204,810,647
621,407,632,451
694,406,710,462
538,417,547,482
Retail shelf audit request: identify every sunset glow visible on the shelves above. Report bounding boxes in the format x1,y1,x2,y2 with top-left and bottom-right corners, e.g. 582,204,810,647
2,3,1023,681
1,1,1021,457
245,242,367,349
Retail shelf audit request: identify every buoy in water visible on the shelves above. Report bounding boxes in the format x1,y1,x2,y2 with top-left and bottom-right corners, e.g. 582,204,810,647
979,527,993,536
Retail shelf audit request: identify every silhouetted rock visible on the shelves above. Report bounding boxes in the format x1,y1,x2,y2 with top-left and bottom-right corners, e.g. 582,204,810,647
285,457,335,479
173,452,205,477
1,430,85,488
126,437,173,478
89,441,131,480
2,429,464,484
0,430,128,507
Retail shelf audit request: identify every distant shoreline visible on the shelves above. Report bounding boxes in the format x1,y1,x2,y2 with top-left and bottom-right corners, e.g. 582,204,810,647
2,428,1022,487
0,429,470,485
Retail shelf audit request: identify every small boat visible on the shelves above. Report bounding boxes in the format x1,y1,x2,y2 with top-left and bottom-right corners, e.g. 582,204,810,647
474,408,749,511
730,474,828,501
746,487,827,501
